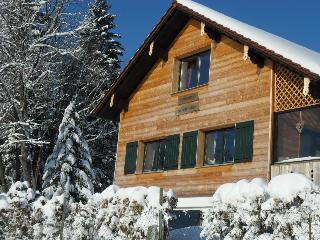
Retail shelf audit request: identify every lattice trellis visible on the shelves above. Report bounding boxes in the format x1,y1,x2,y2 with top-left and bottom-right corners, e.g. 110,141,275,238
275,64,320,112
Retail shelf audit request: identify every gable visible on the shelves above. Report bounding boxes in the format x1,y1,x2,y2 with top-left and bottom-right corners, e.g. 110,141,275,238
92,0,320,120
123,19,268,124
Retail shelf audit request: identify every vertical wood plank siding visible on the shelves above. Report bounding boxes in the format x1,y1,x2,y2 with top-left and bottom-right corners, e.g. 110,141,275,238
116,20,272,197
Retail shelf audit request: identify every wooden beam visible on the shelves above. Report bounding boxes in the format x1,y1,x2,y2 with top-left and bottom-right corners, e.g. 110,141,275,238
204,26,221,43
243,45,249,61
200,22,205,36
303,77,310,96
149,41,154,56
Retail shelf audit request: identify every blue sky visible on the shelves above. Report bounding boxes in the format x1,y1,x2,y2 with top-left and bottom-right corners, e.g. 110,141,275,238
79,0,320,66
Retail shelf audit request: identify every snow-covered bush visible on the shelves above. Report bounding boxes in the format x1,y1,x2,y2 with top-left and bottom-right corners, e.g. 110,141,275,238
0,181,37,239
201,173,320,240
93,185,177,240
0,182,177,240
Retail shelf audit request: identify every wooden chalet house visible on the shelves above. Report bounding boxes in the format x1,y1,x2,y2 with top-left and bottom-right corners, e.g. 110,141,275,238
92,0,320,209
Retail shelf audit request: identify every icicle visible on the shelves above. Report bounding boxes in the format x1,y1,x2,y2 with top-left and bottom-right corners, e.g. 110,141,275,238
149,41,154,56
109,94,115,107
243,45,249,61
303,77,310,96
201,22,205,36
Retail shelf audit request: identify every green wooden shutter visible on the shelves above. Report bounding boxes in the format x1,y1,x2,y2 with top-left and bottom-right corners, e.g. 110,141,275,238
181,131,198,169
164,134,180,170
124,142,138,174
234,121,254,163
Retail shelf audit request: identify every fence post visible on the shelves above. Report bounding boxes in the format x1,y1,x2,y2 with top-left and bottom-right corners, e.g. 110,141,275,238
60,194,65,240
309,213,312,240
158,188,164,240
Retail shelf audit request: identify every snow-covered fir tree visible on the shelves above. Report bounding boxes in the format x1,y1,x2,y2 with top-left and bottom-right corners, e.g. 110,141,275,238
73,0,123,191
42,101,94,203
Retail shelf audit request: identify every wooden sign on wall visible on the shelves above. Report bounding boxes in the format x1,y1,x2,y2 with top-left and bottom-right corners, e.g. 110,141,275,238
176,102,199,116
178,93,199,105
176,93,200,116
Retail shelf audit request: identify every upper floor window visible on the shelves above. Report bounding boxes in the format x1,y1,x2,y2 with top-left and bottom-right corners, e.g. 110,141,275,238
204,128,235,165
143,140,165,172
178,50,210,91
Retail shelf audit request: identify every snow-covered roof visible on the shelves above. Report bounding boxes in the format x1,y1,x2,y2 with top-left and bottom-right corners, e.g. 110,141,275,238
176,0,320,77
92,0,320,118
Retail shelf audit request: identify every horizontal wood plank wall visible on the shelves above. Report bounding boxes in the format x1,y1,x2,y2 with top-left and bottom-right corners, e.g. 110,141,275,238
115,20,272,197
271,160,320,186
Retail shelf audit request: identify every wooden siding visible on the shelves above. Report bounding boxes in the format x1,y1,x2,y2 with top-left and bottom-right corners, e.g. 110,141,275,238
115,20,272,197
271,160,320,185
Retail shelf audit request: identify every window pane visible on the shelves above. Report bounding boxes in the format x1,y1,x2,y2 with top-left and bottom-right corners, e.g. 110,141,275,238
198,51,210,85
276,106,320,162
205,128,234,165
179,51,210,91
205,132,216,165
144,142,157,172
225,128,235,163
179,62,188,91
214,131,224,164
144,140,165,172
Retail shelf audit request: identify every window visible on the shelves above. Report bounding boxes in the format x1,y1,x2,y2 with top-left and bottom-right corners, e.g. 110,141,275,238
178,51,210,91
143,140,165,172
276,106,320,162
204,128,235,165
168,210,202,231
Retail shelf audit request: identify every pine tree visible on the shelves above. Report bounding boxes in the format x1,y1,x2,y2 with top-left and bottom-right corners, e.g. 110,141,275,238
72,0,123,191
42,101,94,203
77,0,122,89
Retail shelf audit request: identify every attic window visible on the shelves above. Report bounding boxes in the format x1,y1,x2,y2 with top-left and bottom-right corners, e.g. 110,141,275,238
178,50,210,91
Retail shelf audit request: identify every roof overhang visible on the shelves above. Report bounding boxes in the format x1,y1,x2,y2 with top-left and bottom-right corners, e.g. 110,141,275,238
91,1,320,120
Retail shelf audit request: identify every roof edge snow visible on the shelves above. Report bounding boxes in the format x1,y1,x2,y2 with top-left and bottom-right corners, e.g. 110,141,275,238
176,0,320,77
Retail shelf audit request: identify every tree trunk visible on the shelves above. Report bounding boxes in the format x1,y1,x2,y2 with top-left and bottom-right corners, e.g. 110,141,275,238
0,155,7,192
15,149,21,181
32,146,43,189
20,143,32,185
